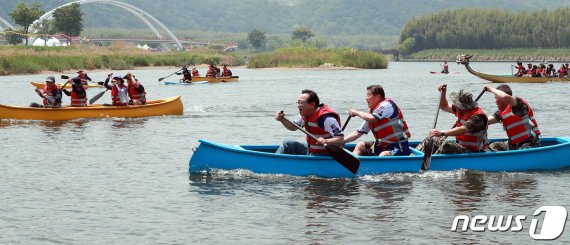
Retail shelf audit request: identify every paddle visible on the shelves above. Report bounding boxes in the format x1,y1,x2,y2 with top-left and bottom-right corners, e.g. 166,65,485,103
341,115,352,131
89,88,109,104
421,85,446,171
282,116,360,174
158,68,183,82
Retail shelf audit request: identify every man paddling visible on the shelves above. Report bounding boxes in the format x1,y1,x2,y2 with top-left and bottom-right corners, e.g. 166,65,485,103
62,77,88,107
124,73,147,105
176,65,192,83
30,76,62,108
483,84,541,151
344,85,412,156
275,89,344,155
416,85,489,154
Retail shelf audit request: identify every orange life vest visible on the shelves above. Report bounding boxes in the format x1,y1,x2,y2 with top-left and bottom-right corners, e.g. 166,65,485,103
454,107,488,152
111,84,128,106
43,85,61,108
500,98,540,145
368,98,411,147
128,81,146,104
70,89,87,107
303,105,341,154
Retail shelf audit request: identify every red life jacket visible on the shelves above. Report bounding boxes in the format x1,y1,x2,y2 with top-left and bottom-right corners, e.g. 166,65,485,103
368,98,411,147
206,67,216,77
111,83,128,106
70,89,87,107
192,70,200,76
128,81,146,104
454,107,488,152
303,105,341,154
222,68,231,77
43,85,61,108
499,98,540,145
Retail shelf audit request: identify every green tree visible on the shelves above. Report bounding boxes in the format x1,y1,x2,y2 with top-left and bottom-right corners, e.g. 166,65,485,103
4,28,24,45
247,29,267,51
52,3,83,46
9,2,44,46
32,18,55,46
397,37,415,55
291,26,314,42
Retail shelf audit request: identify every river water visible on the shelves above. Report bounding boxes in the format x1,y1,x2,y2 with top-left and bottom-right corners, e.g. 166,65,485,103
1,62,569,244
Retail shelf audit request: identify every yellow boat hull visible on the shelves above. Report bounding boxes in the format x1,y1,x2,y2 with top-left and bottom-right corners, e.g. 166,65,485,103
0,96,183,121
191,76,239,83
31,81,104,89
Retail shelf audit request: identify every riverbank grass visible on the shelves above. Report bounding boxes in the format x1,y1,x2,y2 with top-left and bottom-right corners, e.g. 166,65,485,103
0,44,244,75
247,46,388,69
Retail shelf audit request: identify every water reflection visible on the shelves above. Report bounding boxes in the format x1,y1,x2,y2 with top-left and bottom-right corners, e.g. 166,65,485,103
365,180,413,222
302,178,359,243
110,118,148,129
441,171,488,212
492,173,539,207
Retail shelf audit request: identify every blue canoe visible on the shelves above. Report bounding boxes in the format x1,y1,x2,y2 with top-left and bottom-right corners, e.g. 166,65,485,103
161,81,208,85
189,137,570,178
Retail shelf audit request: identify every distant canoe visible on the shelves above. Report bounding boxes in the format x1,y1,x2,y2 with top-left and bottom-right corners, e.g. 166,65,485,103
456,54,570,83
0,96,183,121
191,76,239,83
430,71,459,74
161,81,208,85
31,81,104,89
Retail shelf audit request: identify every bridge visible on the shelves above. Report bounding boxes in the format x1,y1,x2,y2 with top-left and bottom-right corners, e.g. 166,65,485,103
27,0,184,50
368,48,400,61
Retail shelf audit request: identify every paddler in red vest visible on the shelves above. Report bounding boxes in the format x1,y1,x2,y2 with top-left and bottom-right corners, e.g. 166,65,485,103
191,67,200,77
30,76,63,108
416,85,489,154
513,62,526,77
483,84,540,151
274,89,344,155
441,60,449,74
344,85,412,156
103,73,128,106
76,70,92,85
124,73,146,105
222,65,232,77
62,77,88,107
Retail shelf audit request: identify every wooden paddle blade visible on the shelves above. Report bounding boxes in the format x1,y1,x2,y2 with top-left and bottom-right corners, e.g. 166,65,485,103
325,144,360,174
421,138,434,171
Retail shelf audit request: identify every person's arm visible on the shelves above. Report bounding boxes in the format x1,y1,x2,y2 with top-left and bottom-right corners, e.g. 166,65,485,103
344,131,364,143
430,126,469,137
483,85,517,107
53,89,63,102
275,111,299,131
85,74,92,82
62,89,71,96
316,116,344,146
348,109,375,122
